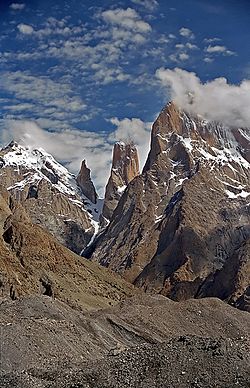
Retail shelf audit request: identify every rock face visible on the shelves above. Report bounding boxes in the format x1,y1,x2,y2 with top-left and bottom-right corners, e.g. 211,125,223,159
0,142,101,254
102,142,140,222
90,102,250,310
76,160,97,204
0,187,135,310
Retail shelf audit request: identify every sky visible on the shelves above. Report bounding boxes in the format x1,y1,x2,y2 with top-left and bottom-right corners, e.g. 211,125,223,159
0,0,249,194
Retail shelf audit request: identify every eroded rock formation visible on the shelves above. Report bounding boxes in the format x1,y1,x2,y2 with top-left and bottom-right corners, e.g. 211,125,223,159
102,141,140,222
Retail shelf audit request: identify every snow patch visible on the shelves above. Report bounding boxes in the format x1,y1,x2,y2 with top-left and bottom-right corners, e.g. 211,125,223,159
117,185,126,194
225,189,250,199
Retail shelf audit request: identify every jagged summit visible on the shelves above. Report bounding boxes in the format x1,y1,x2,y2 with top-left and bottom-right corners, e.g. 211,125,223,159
76,159,97,204
144,101,250,173
112,141,140,183
101,141,140,222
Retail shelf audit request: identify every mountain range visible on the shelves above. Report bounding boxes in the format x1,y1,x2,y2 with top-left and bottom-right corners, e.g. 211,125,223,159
0,101,249,387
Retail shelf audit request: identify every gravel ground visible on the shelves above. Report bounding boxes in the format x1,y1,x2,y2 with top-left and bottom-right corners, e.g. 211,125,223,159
0,294,249,388
0,336,249,388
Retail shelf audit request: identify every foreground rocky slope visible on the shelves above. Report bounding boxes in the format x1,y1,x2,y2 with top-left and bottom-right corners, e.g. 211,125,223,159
0,294,249,387
0,142,101,254
0,188,135,310
89,102,250,310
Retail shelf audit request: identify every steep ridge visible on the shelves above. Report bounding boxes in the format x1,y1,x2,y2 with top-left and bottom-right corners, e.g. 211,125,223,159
90,102,250,310
101,141,140,223
0,142,101,254
0,186,135,310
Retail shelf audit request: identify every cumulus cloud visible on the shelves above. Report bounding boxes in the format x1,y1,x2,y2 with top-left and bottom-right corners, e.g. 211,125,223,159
17,23,34,34
1,117,152,195
131,0,159,11
10,3,25,10
179,27,195,39
101,8,152,33
156,67,250,128
205,45,236,56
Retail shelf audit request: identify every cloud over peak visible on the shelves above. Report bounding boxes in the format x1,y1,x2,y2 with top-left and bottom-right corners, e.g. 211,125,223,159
156,67,250,128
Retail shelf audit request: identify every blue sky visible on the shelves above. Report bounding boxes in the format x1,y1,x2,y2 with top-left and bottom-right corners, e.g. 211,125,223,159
0,0,249,192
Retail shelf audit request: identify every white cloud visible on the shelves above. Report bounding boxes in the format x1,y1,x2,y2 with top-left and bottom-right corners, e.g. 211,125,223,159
186,42,198,50
17,23,34,35
203,57,214,63
175,43,185,49
156,67,250,128
17,23,34,34
179,53,189,61
169,52,189,63
10,3,25,10
17,17,85,39
101,8,152,33
131,0,159,11
179,27,195,39
205,45,236,56
92,66,131,85
0,71,87,127
204,37,221,43
176,42,198,50
3,103,35,111
1,71,86,112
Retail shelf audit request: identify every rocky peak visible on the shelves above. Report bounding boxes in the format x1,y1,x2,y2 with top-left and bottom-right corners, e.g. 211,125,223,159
76,160,97,204
102,142,140,222
90,102,250,311
112,142,140,183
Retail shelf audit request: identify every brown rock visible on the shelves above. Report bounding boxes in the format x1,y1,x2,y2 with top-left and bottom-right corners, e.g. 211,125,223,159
0,189,135,310
102,142,140,222
76,159,97,204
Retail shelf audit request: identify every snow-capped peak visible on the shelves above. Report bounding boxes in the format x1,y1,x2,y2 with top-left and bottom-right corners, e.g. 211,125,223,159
0,141,103,223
